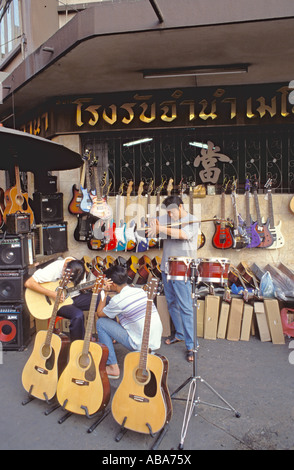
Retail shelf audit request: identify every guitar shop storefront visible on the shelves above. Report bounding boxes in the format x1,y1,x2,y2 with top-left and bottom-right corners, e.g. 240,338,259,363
19,81,294,268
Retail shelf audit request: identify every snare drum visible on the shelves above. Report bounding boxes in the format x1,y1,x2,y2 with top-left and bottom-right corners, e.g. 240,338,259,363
167,257,194,281
197,258,230,284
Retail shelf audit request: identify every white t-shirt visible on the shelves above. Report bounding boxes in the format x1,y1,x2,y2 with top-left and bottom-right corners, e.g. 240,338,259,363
32,257,88,298
103,285,162,351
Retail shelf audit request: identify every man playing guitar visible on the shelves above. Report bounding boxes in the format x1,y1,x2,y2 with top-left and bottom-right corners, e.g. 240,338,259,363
148,195,199,363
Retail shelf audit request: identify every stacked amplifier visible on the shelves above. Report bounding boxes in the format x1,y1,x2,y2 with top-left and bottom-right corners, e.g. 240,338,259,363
31,173,68,256
0,233,31,350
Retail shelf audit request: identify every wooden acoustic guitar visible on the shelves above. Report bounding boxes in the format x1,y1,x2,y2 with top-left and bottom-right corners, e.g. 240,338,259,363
21,269,72,402
25,279,96,320
111,278,172,435
0,187,4,228
3,164,34,225
57,276,110,417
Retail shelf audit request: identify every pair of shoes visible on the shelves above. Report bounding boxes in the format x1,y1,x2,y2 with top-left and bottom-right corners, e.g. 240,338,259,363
164,335,184,345
107,373,120,380
186,350,194,363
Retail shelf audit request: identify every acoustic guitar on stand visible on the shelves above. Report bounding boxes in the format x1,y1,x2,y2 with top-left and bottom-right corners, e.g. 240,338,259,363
111,277,172,435
21,269,72,402
57,275,110,417
3,164,34,225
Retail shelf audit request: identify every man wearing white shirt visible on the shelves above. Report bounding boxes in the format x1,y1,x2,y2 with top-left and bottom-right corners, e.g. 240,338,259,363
96,265,162,379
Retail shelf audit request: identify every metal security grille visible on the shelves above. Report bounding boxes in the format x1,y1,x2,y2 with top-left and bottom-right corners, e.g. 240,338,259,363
82,125,294,196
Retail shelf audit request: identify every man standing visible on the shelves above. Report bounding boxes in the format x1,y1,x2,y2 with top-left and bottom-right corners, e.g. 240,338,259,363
148,195,199,363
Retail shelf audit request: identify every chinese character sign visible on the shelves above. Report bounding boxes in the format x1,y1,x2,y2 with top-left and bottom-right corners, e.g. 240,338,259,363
193,141,231,184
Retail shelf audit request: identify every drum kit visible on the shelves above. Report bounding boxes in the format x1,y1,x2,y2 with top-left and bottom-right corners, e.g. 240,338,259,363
166,256,240,450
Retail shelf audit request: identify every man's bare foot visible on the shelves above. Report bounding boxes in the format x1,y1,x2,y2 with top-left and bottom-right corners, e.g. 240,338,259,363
106,364,120,379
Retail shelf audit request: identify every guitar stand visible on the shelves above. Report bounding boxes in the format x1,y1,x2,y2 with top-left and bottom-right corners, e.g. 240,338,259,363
171,262,241,450
22,385,56,407
58,399,110,432
114,417,169,450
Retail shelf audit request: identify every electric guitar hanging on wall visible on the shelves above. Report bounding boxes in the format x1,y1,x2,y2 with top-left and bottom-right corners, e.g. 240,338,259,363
136,181,148,252
68,158,86,215
90,158,112,220
57,276,110,417
264,178,284,249
240,178,261,248
111,277,172,435
3,164,34,225
189,182,206,249
115,182,127,251
230,179,249,250
212,180,234,249
125,180,137,252
22,269,72,402
252,178,274,248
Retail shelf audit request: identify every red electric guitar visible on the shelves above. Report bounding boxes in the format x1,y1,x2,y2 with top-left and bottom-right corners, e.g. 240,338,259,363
212,181,234,249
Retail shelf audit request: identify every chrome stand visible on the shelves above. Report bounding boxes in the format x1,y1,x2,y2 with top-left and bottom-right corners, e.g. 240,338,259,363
171,260,241,450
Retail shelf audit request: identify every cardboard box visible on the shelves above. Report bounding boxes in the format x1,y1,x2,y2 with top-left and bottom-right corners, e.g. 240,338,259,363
240,304,253,341
264,299,285,344
254,302,271,342
156,295,172,337
227,298,244,341
217,301,230,339
196,299,205,338
204,295,220,340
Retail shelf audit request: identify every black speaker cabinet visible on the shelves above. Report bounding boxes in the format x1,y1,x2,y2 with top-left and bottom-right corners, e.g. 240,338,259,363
0,269,27,303
0,234,29,269
5,212,31,234
0,304,30,351
32,192,63,224
42,222,68,255
34,174,57,194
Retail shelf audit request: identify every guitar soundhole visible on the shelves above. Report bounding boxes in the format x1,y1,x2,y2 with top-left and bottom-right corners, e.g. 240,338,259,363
144,371,157,398
79,353,90,369
135,369,157,397
135,368,149,384
43,347,55,370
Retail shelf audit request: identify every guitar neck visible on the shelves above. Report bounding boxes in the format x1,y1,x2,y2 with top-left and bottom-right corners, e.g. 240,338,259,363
15,165,22,196
267,189,275,228
253,190,262,225
45,287,64,346
139,299,153,371
220,192,226,227
82,291,99,357
245,191,251,225
94,166,102,200
65,279,95,295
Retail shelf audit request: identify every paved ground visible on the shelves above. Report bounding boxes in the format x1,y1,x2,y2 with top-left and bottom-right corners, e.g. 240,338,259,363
0,332,293,453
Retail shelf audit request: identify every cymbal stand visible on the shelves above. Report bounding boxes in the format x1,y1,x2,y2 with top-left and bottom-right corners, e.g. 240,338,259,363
171,260,241,450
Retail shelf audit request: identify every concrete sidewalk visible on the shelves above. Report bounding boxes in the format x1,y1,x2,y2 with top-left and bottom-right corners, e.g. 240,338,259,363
0,334,293,451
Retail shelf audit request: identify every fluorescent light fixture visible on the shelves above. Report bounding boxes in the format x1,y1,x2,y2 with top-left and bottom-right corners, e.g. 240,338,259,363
123,137,153,147
143,64,249,79
189,142,213,149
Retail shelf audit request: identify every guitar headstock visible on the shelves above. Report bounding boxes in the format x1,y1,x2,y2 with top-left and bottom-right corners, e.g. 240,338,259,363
167,178,174,195
147,179,154,195
138,181,144,197
155,178,166,195
83,149,91,161
264,178,272,190
253,175,259,191
59,268,72,289
147,277,159,301
126,180,133,197
230,177,237,193
118,182,124,196
245,177,251,192
93,275,104,294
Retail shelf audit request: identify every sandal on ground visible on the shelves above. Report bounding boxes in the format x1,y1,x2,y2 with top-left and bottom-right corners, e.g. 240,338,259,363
186,350,194,363
164,335,184,345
